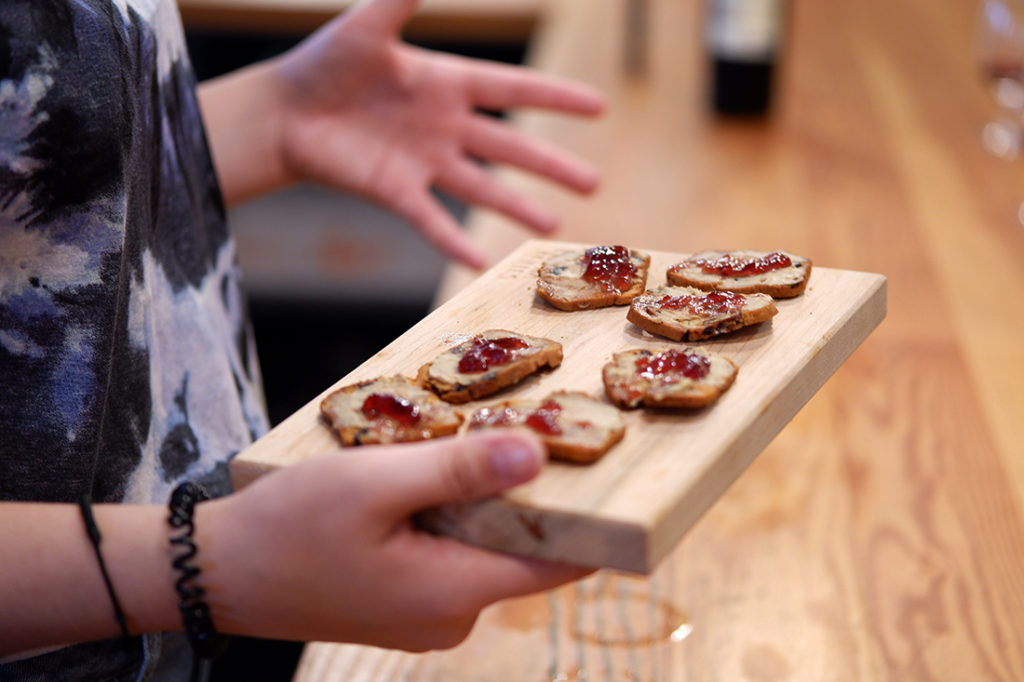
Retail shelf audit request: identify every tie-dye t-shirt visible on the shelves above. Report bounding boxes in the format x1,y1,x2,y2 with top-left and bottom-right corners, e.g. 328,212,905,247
0,0,269,677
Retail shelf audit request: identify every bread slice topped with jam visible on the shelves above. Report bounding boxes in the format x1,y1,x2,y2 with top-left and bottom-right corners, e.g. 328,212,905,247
666,249,812,298
320,375,464,446
627,285,778,341
467,390,625,464
418,330,563,404
536,245,651,310
602,348,738,409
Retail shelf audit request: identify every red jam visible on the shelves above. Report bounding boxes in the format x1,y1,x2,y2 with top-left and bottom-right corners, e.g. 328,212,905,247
458,336,530,373
361,393,420,426
658,290,745,316
582,245,635,293
681,252,791,277
525,400,563,435
635,350,710,380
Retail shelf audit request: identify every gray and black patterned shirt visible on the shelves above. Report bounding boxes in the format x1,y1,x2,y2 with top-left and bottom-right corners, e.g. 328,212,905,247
1,0,269,677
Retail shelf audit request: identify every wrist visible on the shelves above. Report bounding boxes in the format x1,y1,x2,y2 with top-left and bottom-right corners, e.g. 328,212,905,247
187,496,244,636
163,483,233,660
96,505,180,636
197,56,294,205
103,493,242,643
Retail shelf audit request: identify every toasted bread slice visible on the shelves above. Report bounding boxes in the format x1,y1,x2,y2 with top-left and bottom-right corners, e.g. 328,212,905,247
418,330,563,404
666,250,812,298
537,245,651,311
627,286,777,341
320,375,464,446
468,390,625,464
602,348,738,408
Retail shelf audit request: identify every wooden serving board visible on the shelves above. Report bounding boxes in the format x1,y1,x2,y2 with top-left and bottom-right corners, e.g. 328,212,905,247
231,240,887,574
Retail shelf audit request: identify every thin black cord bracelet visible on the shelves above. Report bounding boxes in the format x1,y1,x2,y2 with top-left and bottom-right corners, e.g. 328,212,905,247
168,482,231,674
78,494,131,639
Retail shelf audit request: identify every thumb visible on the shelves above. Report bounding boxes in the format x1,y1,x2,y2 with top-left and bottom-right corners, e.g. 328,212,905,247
345,0,421,36
375,431,546,512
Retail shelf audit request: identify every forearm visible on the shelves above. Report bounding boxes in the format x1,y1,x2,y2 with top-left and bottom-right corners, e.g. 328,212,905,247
197,58,294,207
0,433,591,656
0,503,179,655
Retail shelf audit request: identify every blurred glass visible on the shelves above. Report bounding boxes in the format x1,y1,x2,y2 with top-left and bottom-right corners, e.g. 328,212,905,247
974,0,1024,158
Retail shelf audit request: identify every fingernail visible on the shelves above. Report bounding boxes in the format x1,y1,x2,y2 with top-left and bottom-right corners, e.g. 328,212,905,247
490,440,542,484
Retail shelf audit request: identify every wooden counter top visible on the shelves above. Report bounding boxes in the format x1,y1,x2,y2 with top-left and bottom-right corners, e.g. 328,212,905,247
291,0,1024,679
178,0,541,40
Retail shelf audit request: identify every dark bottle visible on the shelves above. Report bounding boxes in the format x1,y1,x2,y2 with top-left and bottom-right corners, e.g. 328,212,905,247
705,0,787,115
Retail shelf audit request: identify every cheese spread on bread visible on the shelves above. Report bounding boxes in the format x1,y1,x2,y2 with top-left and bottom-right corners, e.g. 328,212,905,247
666,249,811,298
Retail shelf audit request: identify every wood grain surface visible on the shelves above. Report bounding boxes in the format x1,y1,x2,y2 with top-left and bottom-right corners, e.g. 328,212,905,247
231,240,885,572
230,0,1024,678
178,0,540,39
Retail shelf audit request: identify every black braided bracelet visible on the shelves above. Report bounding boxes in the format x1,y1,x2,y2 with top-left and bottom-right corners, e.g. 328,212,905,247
78,494,131,639
168,482,231,662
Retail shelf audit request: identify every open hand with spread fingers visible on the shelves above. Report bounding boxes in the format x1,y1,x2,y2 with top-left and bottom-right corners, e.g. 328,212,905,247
201,0,606,268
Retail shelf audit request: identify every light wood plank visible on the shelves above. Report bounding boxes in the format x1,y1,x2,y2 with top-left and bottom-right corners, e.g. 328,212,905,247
232,240,885,573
